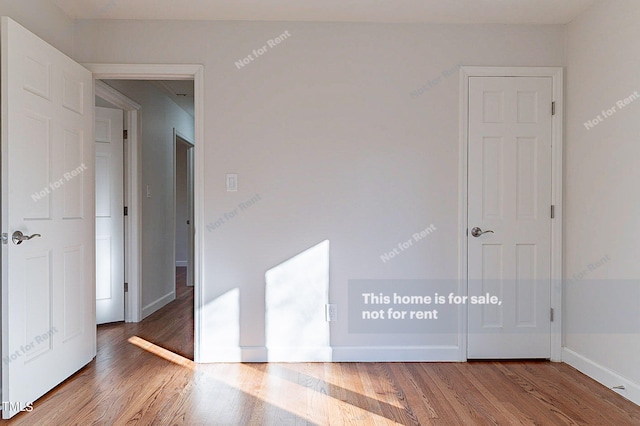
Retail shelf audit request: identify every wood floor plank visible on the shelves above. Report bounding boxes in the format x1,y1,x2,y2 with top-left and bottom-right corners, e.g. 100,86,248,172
3,268,640,425
391,363,449,425
354,363,394,426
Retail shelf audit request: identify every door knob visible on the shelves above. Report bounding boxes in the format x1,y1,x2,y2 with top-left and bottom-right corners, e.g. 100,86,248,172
12,230,42,245
471,227,494,238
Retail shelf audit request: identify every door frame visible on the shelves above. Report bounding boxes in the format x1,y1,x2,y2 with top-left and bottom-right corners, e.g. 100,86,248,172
458,66,563,362
86,63,204,362
173,129,195,287
95,80,141,323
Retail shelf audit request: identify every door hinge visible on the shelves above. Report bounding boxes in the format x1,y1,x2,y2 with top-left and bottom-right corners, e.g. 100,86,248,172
123,129,128,139
551,205,555,219
1,233,7,244
124,282,129,292
552,101,556,116
550,308,555,322
124,206,128,216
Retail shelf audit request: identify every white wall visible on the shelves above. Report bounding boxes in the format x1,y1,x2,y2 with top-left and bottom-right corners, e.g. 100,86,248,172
0,0,74,55
102,80,194,318
564,0,640,404
175,141,189,266
74,20,564,361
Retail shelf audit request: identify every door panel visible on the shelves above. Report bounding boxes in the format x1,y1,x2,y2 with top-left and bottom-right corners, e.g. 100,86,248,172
1,17,95,418
95,106,124,324
468,76,552,359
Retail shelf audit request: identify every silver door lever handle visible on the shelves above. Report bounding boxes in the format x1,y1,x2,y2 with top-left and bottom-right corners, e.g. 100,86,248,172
12,230,42,245
471,227,494,238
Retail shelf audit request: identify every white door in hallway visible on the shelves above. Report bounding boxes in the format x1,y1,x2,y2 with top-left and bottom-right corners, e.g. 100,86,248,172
467,76,552,359
1,17,95,418
95,107,124,324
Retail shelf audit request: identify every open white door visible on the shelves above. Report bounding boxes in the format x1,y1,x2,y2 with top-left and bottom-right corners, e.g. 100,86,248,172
95,106,124,324
1,17,95,418
467,76,552,359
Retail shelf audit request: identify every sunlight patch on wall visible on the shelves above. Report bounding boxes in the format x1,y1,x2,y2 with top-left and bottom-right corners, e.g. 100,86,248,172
265,240,331,361
202,287,240,360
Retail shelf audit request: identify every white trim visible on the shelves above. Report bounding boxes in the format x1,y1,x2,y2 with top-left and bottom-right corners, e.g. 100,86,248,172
175,131,194,146
95,80,141,110
86,63,205,363
458,66,564,362
126,109,142,323
84,63,199,80
208,346,461,363
174,130,195,287
457,66,472,362
241,347,268,362
171,129,195,294
267,347,333,363
209,347,242,363
549,70,564,363
332,346,462,362
141,291,176,319
95,81,142,323
171,128,177,307
563,348,640,406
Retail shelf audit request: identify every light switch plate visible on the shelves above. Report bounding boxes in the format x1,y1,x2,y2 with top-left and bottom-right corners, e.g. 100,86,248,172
326,304,338,321
226,174,238,192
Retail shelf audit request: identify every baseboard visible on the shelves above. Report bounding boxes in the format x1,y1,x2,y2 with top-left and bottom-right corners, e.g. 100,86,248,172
563,347,640,406
240,347,268,362
332,345,462,362
201,347,242,363
198,345,462,363
141,291,176,319
175,261,187,267
199,346,295,363
263,347,333,362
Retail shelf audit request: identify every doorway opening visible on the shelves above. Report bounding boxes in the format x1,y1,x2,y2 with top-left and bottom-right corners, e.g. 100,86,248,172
88,63,204,362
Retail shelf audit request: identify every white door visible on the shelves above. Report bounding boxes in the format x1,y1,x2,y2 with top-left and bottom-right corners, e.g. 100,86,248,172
1,17,95,418
467,76,552,359
95,107,124,324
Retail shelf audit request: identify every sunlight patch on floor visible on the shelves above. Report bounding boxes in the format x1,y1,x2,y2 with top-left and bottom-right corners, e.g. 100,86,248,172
127,336,403,423
128,336,195,368
212,363,401,424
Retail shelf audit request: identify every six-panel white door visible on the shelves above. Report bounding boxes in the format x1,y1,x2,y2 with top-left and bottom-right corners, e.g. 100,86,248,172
1,17,95,418
95,106,124,324
468,76,553,359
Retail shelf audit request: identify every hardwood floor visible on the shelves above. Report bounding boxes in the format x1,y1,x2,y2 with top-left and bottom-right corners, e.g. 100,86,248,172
3,268,640,425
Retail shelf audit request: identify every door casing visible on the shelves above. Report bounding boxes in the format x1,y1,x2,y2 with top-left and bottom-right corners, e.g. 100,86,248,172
174,130,195,287
458,66,563,362
86,64,204,362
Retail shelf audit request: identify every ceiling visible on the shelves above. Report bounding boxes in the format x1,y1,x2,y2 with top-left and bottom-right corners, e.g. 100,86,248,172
99,80,194,117
154,80,195,117
52,0,599,24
